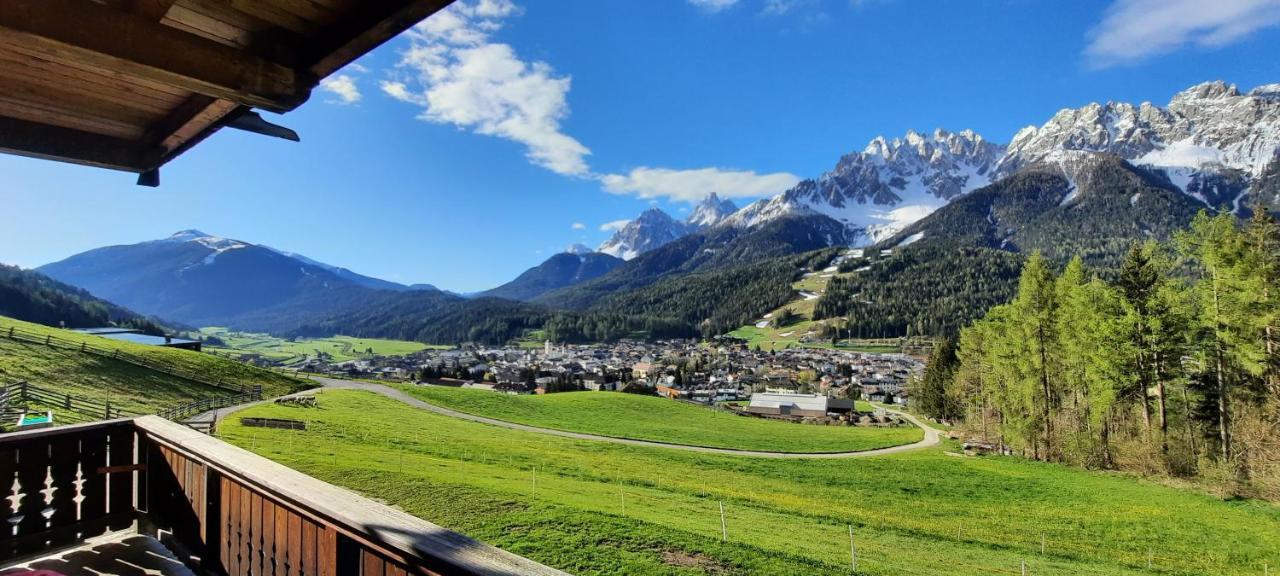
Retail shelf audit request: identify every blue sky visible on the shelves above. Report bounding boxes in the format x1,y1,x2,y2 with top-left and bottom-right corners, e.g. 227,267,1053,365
3,0,1279,291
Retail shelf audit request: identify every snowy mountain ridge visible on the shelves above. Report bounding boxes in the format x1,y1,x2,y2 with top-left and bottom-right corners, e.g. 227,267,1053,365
721,81,1280,244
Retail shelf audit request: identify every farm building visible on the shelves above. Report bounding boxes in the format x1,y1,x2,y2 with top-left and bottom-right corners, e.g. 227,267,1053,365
744,392,853,418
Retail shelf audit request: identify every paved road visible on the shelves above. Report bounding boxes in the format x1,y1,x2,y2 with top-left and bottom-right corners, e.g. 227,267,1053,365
278,376,941,459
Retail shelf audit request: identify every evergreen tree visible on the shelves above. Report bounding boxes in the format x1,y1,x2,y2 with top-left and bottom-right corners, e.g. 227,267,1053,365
1009,251,1061,460
1176,211,1267,465
916,338,960,421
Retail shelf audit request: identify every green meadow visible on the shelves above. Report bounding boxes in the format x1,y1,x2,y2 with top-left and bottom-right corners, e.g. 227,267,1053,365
0,316,309,421
199,327,439,364
396,384,920,453
222,390,1280,576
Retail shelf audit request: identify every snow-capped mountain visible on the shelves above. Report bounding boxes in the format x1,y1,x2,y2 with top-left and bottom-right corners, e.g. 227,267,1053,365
725,128,1005,243
721,81,1279,245
686,193,739,228
598,208,693,260
996,81,1280,212
565,243,594,255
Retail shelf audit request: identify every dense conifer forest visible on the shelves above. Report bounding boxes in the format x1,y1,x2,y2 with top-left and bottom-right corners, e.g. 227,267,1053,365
915,208,1280,498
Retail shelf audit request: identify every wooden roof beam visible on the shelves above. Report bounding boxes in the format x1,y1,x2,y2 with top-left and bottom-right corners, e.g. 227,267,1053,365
305,0,454,78
0,115,162,173
0,0,312,113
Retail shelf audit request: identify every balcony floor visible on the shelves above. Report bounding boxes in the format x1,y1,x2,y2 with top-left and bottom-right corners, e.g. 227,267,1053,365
0,530,195,576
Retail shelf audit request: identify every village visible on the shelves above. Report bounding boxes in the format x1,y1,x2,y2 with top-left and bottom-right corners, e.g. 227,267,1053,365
286,338,921,421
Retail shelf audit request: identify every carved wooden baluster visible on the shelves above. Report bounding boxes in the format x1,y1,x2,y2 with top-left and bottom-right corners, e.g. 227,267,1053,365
15,439,51,539
0,445,19,556
48,435,79,530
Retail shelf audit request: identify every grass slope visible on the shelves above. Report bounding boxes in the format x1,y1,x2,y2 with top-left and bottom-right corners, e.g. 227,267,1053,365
0,316,309,421
727,268,901,353
200,327,437,365
397,385,920,453
222,390,1280,576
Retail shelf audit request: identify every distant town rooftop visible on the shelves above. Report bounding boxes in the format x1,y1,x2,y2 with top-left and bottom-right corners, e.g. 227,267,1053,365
0,0,455,185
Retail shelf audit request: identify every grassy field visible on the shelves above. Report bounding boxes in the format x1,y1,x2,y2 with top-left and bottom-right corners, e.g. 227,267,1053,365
221,390,1280,576
395,385,920,453
0,316,309,421
199,327,438,365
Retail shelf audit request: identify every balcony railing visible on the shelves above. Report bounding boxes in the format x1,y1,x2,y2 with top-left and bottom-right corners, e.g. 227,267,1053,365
0,415,567,575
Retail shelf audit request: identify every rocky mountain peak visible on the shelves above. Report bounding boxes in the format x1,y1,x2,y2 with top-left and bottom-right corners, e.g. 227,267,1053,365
727,127,1004,243
598,208,692,260
687,192,739,228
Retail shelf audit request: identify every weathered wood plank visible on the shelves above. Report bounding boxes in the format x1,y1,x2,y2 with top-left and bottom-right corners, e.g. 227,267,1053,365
275,499,291,576
318,525,337,576
0,0,310,112
252,490,265,575
305,0,453,78
301,516,317,576
363,549,387,576
287,509,303,576
262,497,277,575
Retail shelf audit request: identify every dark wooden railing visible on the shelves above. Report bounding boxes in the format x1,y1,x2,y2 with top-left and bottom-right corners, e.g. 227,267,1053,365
0,419,139,559
0,417,567,575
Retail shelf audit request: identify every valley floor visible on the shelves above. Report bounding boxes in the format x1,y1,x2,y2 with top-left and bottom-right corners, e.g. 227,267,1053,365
394,383,922,454
220,389,1279,576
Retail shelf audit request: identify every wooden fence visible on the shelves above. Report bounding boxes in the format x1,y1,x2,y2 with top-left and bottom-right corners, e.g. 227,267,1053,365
0,381,132,421
157,389,263,422
1,325,252,394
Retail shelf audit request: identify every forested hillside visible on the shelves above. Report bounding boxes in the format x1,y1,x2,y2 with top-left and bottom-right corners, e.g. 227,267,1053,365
0,264,167,334
916,209,1280,498
814,245,1024,337
538,214,850,310
480,251,622,301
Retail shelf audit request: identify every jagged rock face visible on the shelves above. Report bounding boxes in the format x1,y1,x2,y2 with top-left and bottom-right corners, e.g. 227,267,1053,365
997,81,1280,212
726,128,1005,243
597,208,692,260
686,192,739,228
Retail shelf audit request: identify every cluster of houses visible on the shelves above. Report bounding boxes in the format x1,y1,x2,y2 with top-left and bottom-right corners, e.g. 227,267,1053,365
288,338,920,409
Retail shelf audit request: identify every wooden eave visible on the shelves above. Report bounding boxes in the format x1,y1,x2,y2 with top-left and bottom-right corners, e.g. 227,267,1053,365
0,0,454,179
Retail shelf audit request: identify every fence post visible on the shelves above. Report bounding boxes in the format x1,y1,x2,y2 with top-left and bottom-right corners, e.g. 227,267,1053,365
719,501,727,542
849,525,857,572
64,393,71,410
104,400,111,420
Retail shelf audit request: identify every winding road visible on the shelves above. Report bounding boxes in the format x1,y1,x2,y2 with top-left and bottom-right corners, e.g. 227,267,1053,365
214,376,941,459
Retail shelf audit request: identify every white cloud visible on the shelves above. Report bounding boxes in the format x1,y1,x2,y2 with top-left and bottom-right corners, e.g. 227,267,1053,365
599,219,631,232
383,0,591,176
689,0,740,11
571,222,585,230
319,74,362,104
763,0,801,15
1086,0,1280,67
600,167,800,203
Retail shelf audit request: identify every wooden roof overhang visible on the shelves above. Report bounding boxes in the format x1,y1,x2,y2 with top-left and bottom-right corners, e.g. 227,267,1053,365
0,0,454,185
